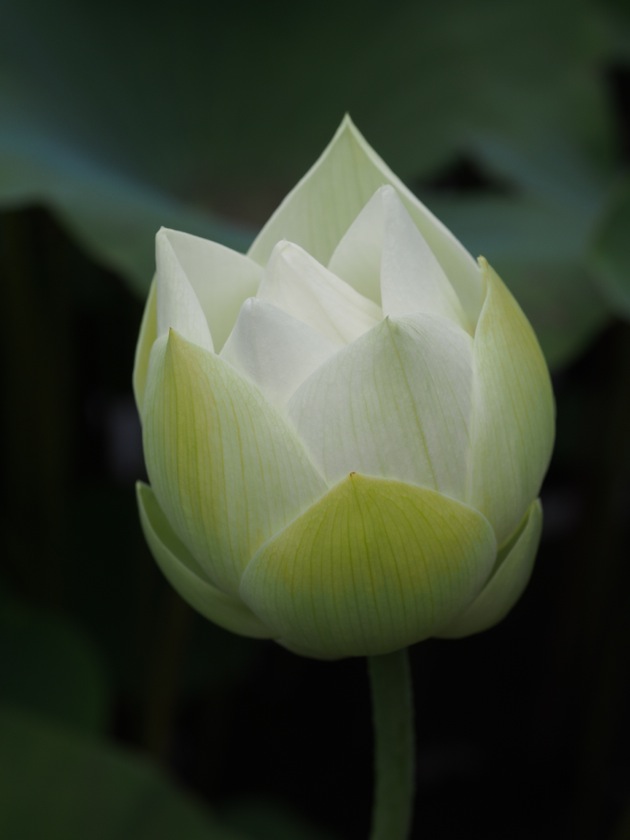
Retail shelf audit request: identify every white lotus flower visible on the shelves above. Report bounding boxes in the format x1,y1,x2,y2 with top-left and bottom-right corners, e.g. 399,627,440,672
133,116,555,659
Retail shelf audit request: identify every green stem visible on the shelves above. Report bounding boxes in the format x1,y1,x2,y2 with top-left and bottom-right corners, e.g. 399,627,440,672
368,648,415,840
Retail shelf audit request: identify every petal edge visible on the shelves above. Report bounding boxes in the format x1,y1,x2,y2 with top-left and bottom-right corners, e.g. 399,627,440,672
143,331,327,597
137,482,272,638
438,499,543,638
240,474,496,659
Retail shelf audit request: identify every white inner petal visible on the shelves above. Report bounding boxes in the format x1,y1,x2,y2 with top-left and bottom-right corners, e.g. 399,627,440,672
379,188,470,329
220,298,339,409
258,240,381,346
329,186,469,329
158,228,261,352
156,230,214,351
287,312,474,500
327,190,384,305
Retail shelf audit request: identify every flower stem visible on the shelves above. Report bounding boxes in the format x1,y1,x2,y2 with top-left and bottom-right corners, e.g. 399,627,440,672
368,648,415,840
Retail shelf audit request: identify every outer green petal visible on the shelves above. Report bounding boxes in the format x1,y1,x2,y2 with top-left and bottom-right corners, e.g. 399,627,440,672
240,474,497,659
143,331,327,597
137,482,272,639
158,228,261,352
287,314,473,500
438,499,542,638
247,115,482,320
466,260,554,544
132,277,157,415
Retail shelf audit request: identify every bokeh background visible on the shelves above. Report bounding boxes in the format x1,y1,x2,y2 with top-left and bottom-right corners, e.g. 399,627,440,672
2,0,630,837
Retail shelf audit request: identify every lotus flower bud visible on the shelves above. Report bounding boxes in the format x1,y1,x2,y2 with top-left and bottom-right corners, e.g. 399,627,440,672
133,117,554,659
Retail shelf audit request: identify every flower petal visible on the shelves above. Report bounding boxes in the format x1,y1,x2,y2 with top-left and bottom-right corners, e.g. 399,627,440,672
258,241,381,345
247,115,482,320
156,229,214,351
220,297,338,409
329,186,470,330
143,331,327,596
438,499,542,638
466,260,555,544
157,228,261,352
137,482,272,638
288,314,473,499
240,474,496,659
132,277,157,415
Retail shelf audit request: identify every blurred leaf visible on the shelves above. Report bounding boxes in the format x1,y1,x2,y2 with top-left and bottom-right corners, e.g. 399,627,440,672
0,0,617,310
590,176,630,319
470,130,610,212
0,586,110,733
0,134,251,295
222,797,342,840
598,0,630,61
430,195,609,368
0,706,251,840
1,0,613,181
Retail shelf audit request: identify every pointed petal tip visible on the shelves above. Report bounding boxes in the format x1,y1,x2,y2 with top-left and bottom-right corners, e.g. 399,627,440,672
335,112,360,139
268,238,297,262
438,498,543,639
164,325,183,351
165,325,197,350
155,226,176,250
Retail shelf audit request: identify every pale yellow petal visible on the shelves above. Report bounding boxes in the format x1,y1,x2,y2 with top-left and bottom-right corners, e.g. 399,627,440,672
143,331,327,597
240,474,496,659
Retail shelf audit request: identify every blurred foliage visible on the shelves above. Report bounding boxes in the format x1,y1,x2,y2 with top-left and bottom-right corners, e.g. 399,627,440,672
0,707,252,840
1,0,630,838
2,0,630,367
592,176,630,316
0,585,110,733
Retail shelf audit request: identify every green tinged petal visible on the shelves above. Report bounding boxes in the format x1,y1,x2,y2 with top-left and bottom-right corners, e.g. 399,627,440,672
466,260,554,545
132,278,157,415
137,482,272,638
438,499,543,638
240,474,496,659
143,331,327,597
247,115,482,320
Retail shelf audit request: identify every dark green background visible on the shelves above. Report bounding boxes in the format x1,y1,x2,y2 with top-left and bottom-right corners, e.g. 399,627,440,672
1,0,630,837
